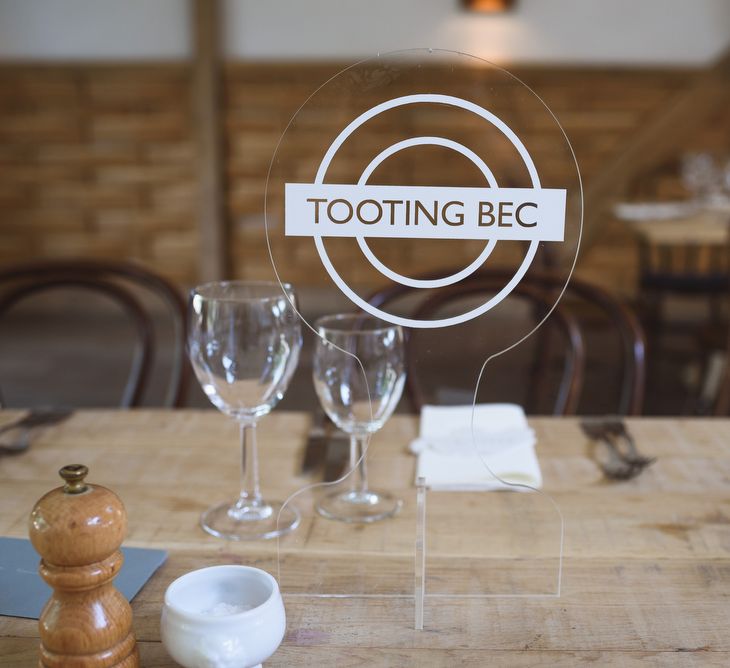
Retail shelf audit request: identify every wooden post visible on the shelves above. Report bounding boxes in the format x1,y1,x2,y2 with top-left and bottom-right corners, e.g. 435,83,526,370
192,0,227,281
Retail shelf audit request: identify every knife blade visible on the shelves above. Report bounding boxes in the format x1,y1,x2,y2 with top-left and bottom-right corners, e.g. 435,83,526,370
0,408,73,437
323,433,351,483
300,408,329,474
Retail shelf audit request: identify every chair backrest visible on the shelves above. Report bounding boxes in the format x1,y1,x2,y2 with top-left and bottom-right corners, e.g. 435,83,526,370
367,268,646,415
0,260,189,408
407,278,585,415
523,271,646,415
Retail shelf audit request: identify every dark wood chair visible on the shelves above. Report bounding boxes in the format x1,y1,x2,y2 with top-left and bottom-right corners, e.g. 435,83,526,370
368,268,646,415
0,260,189,408
368,273,585,415
525,272,646,416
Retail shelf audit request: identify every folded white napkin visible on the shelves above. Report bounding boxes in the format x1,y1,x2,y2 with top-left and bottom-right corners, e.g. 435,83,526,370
411,404,542,491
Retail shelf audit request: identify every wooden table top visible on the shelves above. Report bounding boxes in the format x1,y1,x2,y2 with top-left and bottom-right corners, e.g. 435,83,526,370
626,210,729,246
2,410,730,666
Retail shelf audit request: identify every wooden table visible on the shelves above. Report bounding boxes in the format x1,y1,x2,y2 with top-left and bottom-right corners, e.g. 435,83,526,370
625,210,729,247
623,209,730,280
2,410,730,666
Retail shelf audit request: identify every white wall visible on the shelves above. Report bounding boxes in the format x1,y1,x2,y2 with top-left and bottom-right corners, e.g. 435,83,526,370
0,0,728,66
225,0,730,66
0,0,189,60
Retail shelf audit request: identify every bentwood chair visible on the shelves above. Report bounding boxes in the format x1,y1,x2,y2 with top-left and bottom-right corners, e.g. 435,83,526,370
523,271,646,416
368,268,646,415
368,273,586,415
0,260,189,408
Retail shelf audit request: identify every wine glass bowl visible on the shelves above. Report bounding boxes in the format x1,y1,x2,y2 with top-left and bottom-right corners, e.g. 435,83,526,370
188,281,302,540
313,314,405,523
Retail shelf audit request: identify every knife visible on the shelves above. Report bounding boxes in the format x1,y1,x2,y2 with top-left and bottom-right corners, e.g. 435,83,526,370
300,408,330,474
323,432,351,483
0,408,73,437
0,408,74,455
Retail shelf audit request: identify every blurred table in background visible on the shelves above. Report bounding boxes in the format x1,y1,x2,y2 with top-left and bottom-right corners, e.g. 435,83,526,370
615,203,730,286
616,201,730,412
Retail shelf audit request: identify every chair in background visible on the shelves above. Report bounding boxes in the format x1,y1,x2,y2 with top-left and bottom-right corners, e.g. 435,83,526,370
0,260,189,407
525,272,646,416
369,273,586,415
368,268,646,415
411,279,585,415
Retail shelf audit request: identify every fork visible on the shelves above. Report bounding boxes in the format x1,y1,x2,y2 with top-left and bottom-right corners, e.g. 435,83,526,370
601,420,656,469
580,417,655,480
593,442,646,480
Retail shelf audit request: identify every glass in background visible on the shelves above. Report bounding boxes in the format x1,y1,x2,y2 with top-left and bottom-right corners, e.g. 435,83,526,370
312,314,405,522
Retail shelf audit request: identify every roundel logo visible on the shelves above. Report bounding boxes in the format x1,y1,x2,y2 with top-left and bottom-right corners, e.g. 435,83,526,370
284,94,567,328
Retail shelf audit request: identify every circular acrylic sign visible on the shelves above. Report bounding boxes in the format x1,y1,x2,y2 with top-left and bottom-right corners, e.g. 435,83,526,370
265,49,582,330
268,50,578,602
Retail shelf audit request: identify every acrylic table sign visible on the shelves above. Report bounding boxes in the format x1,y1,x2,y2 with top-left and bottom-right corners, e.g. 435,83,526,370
264,48,581,627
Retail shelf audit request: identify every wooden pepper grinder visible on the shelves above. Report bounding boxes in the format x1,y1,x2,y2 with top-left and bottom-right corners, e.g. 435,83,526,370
29,464,140,668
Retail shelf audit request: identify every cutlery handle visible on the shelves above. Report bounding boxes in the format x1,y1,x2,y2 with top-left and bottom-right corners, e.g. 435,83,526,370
0,428,32,454
0,416,30,437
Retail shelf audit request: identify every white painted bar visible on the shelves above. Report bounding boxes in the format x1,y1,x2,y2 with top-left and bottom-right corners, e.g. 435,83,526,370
285,183,566,241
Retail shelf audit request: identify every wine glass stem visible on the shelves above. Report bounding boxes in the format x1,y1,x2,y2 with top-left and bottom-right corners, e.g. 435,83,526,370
237,420,263,509
349,434,368,494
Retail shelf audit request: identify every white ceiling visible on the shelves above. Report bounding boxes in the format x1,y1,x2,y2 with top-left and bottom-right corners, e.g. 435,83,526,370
0,0,728,66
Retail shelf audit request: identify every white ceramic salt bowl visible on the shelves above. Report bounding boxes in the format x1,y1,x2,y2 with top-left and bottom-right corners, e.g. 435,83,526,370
161,565,286,668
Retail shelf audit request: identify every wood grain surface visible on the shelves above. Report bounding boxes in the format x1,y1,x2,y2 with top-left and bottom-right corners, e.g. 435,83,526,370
1,410,730,666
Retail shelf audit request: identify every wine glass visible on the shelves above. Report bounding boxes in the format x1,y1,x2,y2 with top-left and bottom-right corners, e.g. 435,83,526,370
312,313,405,522
188,281,302,540
681,152,719,199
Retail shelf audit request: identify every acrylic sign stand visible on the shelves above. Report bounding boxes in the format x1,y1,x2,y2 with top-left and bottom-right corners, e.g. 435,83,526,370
265,49,582,629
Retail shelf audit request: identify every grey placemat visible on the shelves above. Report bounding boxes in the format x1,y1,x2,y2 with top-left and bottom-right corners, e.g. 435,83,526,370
0,536,167,619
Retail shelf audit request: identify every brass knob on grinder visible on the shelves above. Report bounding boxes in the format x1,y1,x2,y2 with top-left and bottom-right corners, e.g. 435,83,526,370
29,464,139,668
59,463,89,494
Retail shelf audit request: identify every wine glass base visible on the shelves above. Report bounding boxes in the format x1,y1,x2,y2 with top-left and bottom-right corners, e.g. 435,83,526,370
201,500,300,540
315,489,403,523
